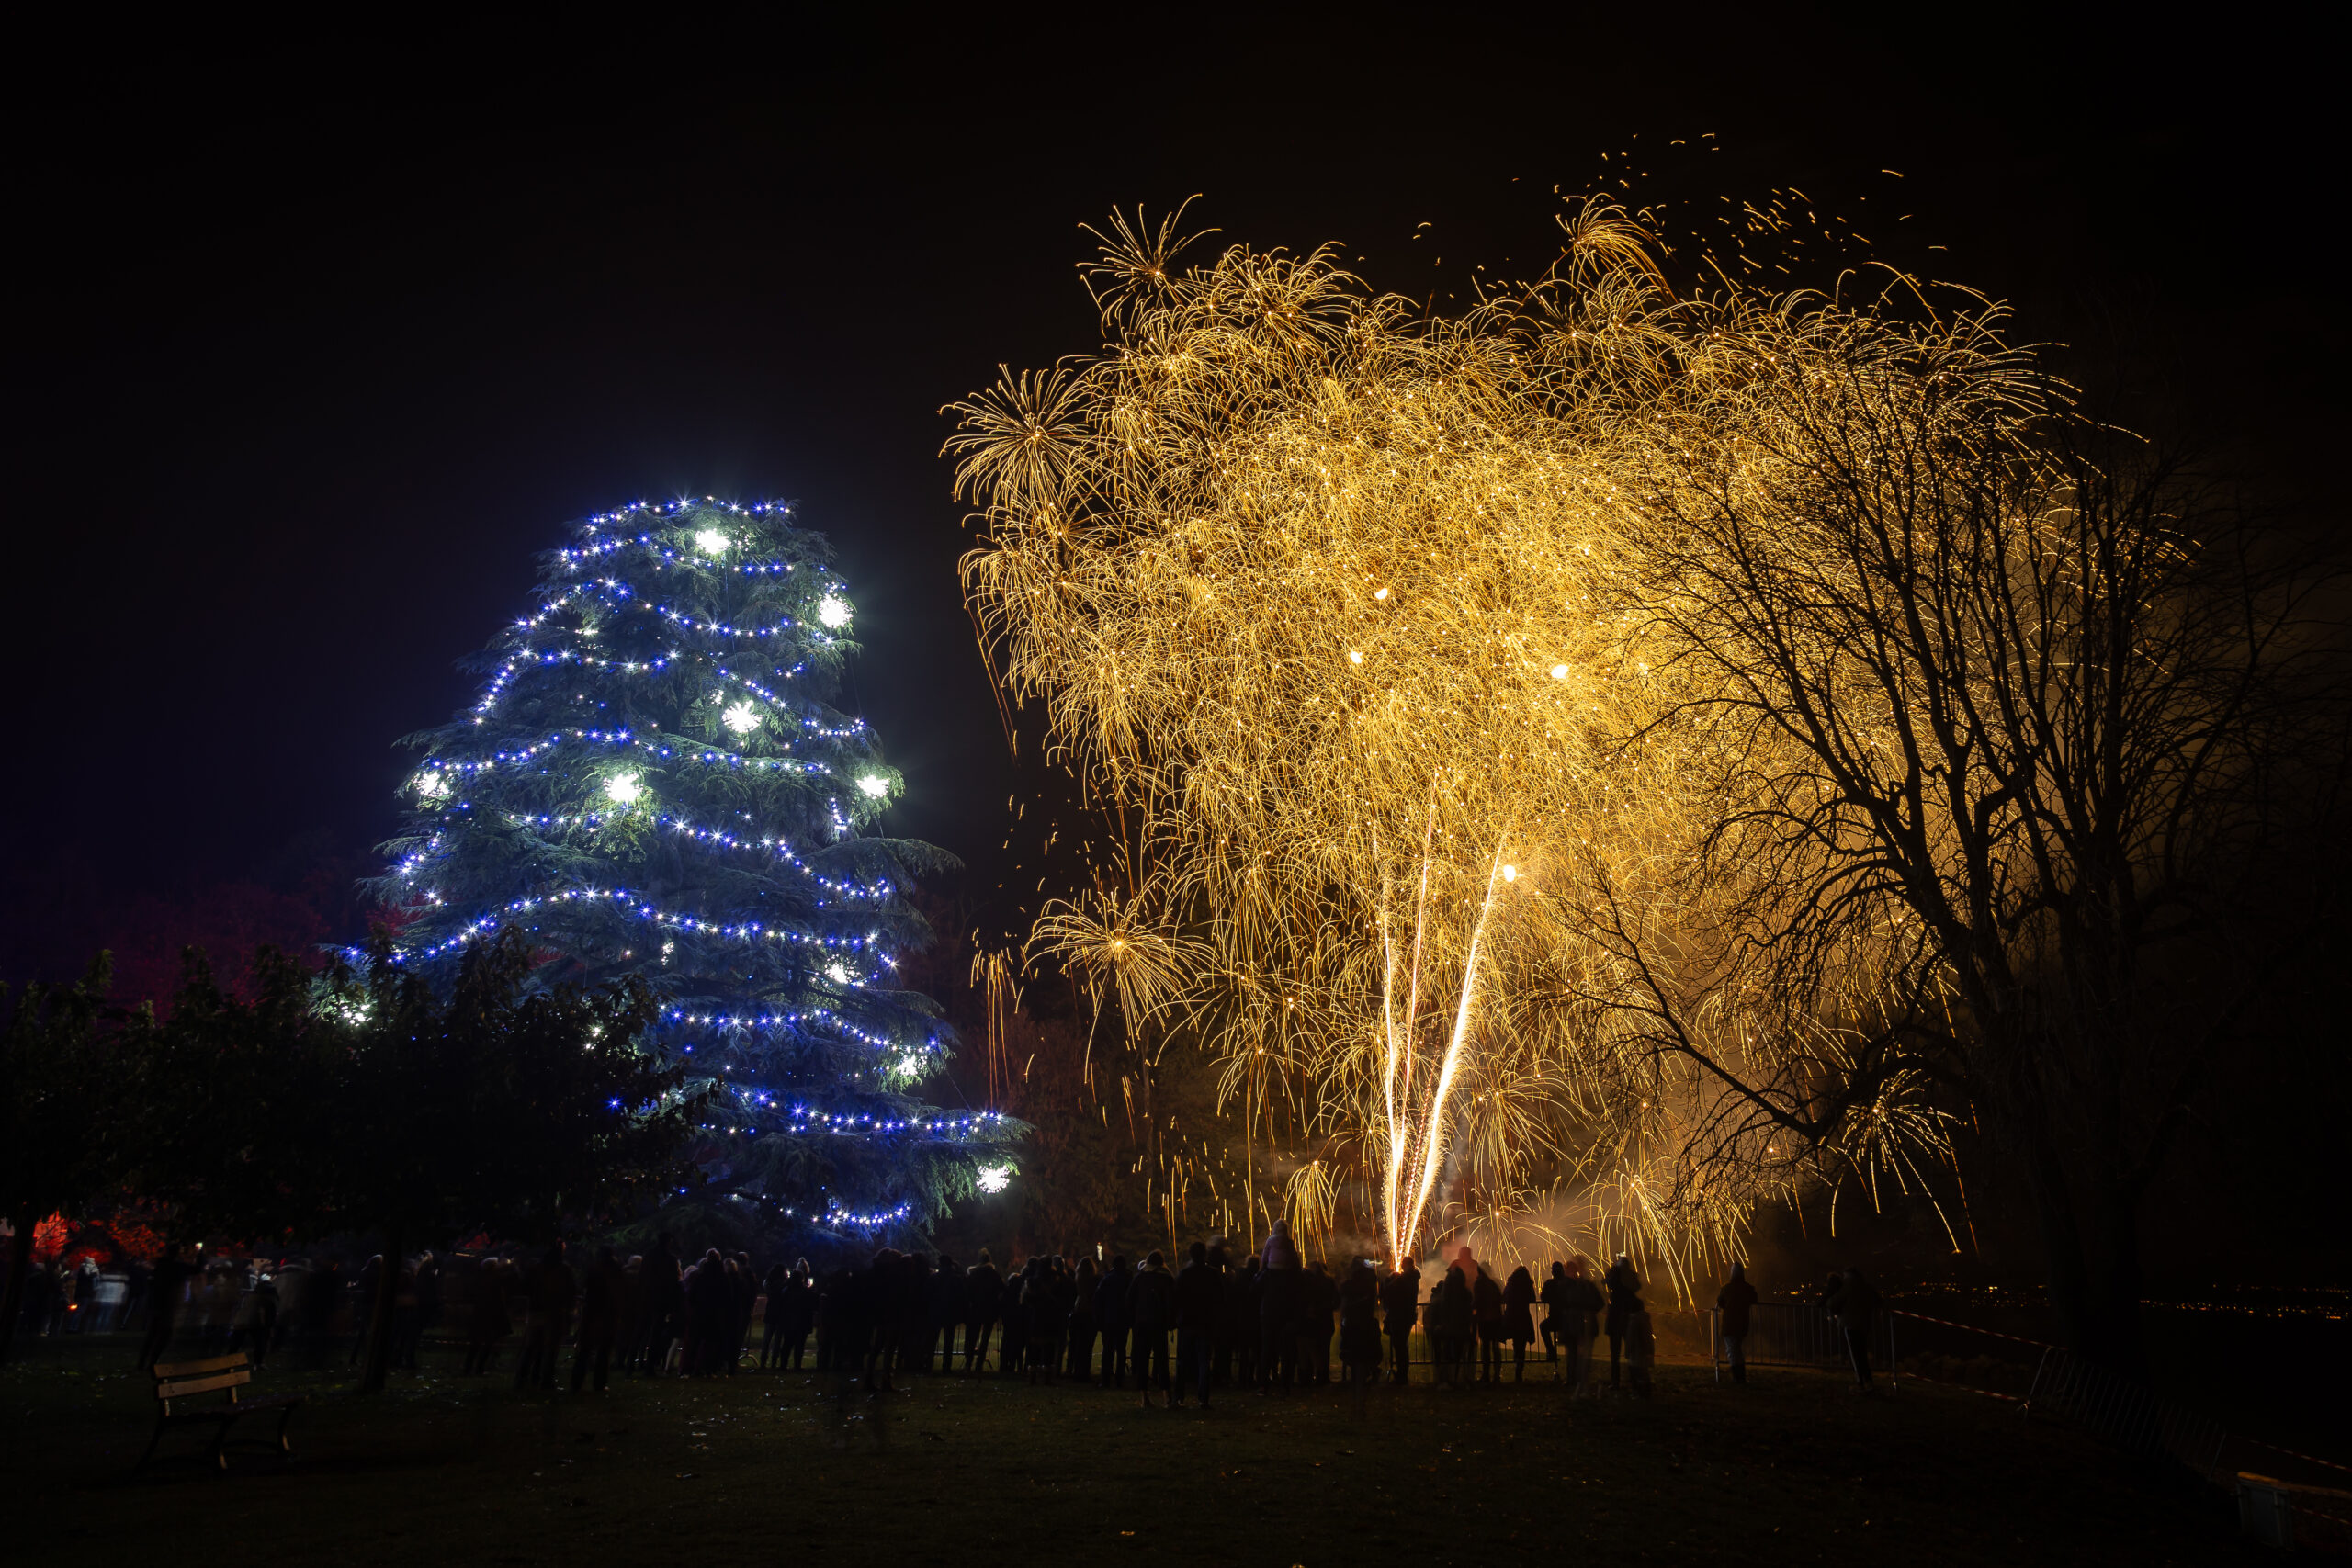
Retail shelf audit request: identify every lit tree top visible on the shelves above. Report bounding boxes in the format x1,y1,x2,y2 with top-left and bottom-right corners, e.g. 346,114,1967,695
377,499,1009,1237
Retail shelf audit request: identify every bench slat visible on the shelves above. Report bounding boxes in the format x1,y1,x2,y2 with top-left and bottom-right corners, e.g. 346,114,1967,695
153,1353,251,1378
160,1370,252,1399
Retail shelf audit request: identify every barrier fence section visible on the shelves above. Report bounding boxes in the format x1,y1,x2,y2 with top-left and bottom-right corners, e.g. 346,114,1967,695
2020,1344,2225,1473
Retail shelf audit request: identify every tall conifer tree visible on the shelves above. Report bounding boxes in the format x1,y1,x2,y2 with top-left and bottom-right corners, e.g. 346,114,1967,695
376,499,1007,1241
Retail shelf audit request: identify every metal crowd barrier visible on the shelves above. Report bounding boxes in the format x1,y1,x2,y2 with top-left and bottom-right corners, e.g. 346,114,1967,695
2021,1344,2225,1473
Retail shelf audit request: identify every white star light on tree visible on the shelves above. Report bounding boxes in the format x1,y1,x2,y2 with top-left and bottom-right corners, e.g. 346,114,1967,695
976,1164,1013,1194
857,774,888,797
695,528,729,556
818,594,852,628
604,773,645,806
723,702,761,735
413,771,449,800
826,962,852,985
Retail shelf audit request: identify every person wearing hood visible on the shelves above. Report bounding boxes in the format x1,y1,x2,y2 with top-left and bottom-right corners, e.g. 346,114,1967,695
1501,1265,1538,1382
1715,1262,1760,1385
1255,1224,1303,1393
1378,1256,1420,1384
1129,1250,1176,1407
1261,1218,1303,1273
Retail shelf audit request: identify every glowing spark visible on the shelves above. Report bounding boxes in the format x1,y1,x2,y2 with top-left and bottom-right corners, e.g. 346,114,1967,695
952,189,1968,1280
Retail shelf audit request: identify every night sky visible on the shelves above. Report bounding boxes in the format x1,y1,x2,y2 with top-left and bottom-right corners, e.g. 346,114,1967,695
6,9,2335,981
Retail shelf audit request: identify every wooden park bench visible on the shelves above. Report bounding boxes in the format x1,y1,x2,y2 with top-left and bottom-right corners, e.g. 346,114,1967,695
139,1352,302,1473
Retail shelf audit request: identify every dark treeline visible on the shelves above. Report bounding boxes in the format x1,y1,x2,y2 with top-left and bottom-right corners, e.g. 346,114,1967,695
0,929,701,1383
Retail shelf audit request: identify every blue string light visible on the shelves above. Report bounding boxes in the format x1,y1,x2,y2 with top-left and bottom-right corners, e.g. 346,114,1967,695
379,498,1012,1231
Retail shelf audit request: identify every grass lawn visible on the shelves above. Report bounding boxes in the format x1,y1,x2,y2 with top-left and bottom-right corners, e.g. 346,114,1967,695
2,1338,2267,1565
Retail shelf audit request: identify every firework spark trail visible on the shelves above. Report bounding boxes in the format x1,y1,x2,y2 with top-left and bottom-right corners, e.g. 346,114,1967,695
1396,843,1509,1258
950,190,2006,1281
1374,795,1442,1265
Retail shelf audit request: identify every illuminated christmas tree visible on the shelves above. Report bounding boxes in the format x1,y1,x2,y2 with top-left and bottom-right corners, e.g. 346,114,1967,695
375,498,1010,1243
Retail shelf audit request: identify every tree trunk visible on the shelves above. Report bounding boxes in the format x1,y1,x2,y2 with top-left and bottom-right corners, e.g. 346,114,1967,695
0,1209,33,1366
2018,1123,2096,1353
356,1221,403,1393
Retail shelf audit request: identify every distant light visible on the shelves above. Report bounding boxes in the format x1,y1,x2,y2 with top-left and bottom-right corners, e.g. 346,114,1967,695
857,774,889,798
695,528,729,556
1501,864,1518,883
605,773,644,806
723,702,761,735
977,1164,1012,1194
818,594,852,628
1374,586,1390,600
1348,649,1364,665
1550,664,1570,680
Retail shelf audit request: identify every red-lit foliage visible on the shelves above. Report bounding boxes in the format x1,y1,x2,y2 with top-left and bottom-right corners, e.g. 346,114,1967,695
30,1207,169,1270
